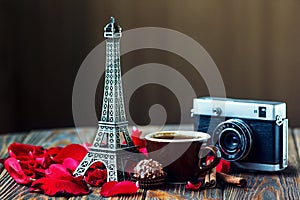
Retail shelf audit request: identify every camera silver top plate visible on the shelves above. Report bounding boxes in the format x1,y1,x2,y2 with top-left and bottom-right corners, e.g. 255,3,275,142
192,97,286,121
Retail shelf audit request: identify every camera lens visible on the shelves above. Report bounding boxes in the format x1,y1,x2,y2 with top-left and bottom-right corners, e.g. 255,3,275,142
213,119,252,161
220,131,240,151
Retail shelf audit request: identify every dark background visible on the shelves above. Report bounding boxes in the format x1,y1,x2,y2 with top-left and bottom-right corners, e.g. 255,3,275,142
1,0,300,133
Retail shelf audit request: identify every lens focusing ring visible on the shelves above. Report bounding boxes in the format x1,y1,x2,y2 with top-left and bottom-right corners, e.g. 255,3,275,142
213,119,252,161
219,128,241,153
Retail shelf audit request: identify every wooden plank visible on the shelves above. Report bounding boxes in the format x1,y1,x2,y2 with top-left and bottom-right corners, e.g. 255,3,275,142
0,133,27,157
0,128,146,200
292,129,300,192
0,129,83,200
223,130,300,200
293,128,300,159
142,183,223,200
0,170,29,200
0,133,27,173
1,126,299,199
23,128,86,148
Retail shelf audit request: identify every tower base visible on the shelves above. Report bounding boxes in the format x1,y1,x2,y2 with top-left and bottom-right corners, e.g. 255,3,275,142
73,146,138,181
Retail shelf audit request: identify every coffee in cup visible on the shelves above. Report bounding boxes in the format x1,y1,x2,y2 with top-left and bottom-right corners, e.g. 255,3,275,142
145,131,221,183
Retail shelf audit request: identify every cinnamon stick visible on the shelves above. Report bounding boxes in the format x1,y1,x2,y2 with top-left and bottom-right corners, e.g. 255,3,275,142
204,170,211,187
204,160,211,187
203,160,217,188
216,172,247,187
209,166,217,188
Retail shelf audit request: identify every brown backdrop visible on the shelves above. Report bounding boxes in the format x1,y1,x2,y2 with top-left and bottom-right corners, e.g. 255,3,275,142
1,0,300,133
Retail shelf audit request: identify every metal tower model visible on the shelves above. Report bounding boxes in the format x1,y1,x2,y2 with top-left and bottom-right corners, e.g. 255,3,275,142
74,17,136,181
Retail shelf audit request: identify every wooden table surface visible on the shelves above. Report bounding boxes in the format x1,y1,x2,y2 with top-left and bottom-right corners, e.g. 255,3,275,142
0,126,300,200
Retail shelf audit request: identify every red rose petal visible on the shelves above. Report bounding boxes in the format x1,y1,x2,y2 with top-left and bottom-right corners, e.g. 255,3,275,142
34,168,46,178
215,159,231,173
220,159,231,173
8,143,32,156
27,160,39,169
185,181,203,190
29,151,34,159
30,177,90,196
19,159,39,170
4,158,32,185
36,155,53,169
138,147,148,157
85,168,107,186
131,126,142,137
207,156,231,173
46,147,63,157
35,157,44,166
100,181,139,197
45,164,73,180
131,127,146,148
52,144,88,163
19,160,29,170
100,181,118,196
62,158,79,172
130,127,148,157
89,161,103,169
8,143,44,159
23,169,36,179
8,149,17,158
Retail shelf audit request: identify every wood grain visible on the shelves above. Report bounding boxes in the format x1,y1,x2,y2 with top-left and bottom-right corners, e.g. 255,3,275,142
0,128,146,200
292,129,300,193
0,133,27,173
0,129,83,200
223,130,300,200
0,127,300,200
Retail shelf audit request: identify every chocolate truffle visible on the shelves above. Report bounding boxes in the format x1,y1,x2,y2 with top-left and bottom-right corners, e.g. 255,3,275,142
132,159,166,189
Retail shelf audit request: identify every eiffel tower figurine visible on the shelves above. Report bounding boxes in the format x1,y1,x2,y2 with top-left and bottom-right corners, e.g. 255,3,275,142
73,17,137,181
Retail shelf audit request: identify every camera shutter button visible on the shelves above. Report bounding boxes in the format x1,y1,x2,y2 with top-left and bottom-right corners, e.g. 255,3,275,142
212,107,222,116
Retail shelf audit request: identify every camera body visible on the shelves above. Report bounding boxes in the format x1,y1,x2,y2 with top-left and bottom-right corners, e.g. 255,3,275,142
192,97,288,171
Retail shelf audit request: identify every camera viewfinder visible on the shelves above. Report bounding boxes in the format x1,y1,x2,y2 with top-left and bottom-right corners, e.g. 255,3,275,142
259,106,267,118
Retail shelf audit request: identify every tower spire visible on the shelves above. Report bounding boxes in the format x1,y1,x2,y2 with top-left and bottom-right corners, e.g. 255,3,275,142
73,17,136,181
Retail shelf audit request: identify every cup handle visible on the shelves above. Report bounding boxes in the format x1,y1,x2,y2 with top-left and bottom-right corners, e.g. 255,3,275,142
198,146,222,172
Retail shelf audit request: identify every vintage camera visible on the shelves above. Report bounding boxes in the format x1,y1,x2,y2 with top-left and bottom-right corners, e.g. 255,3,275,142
191,97,288,171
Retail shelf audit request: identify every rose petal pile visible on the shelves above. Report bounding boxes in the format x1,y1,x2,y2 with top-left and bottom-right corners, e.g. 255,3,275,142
1,127,145,197
3,143,92,196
